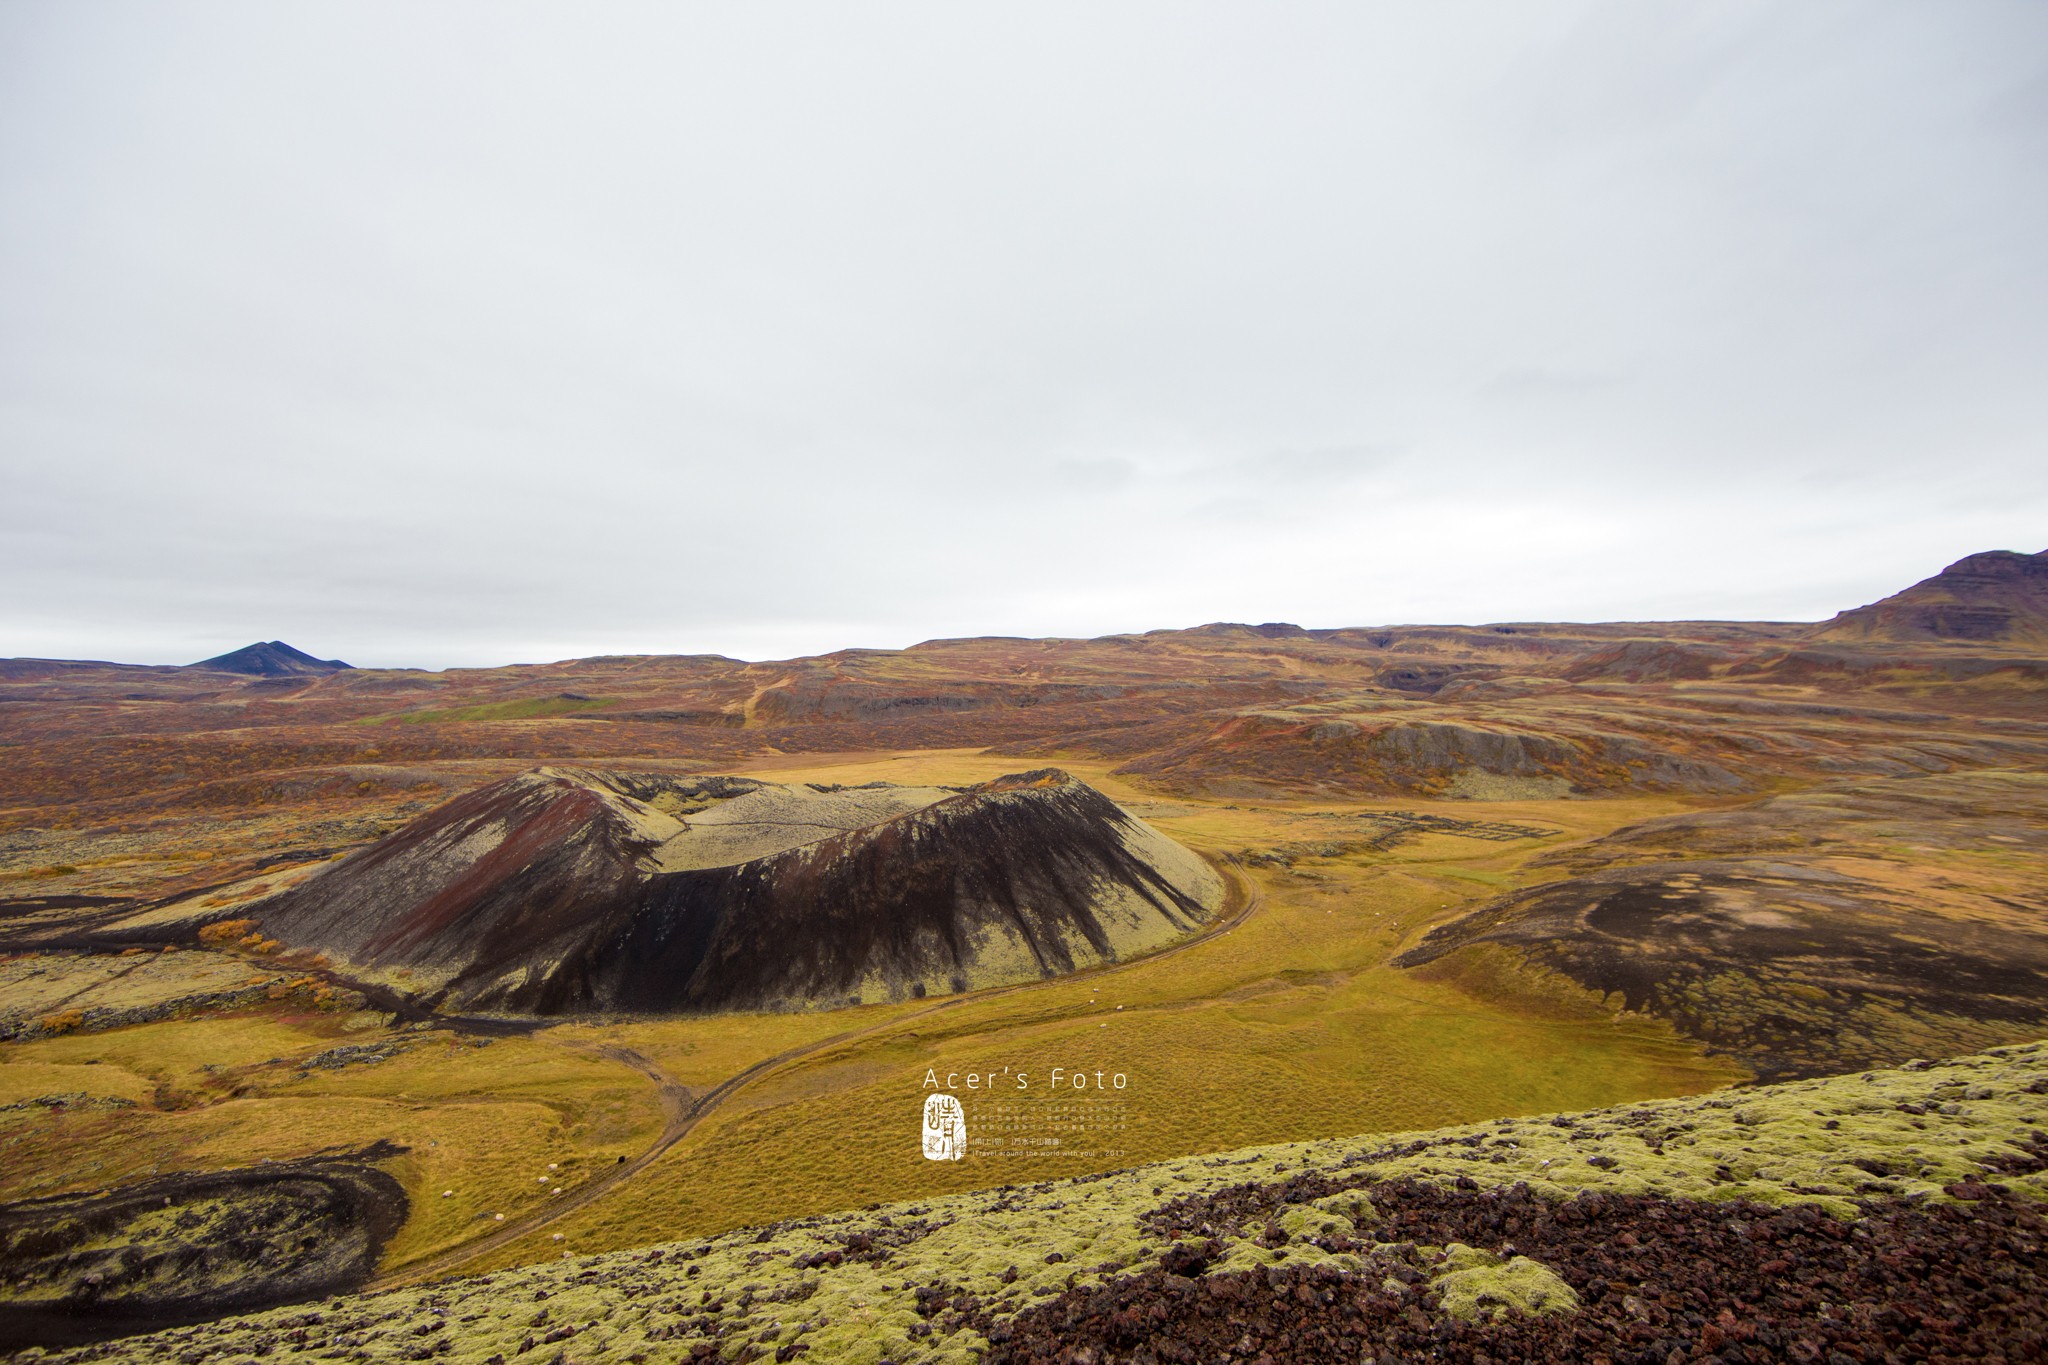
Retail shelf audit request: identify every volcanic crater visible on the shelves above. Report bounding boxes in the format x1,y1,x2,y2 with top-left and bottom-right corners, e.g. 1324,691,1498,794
224,767,1225,1015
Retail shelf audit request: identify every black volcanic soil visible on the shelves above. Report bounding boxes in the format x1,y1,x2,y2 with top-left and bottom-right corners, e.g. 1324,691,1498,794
247,766,671,982
0,1148,406,1350
513,771,1217,1014
985,1177,2048,1365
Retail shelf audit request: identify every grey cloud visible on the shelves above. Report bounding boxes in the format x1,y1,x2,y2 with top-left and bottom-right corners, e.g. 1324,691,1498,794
1212,444,1403,485
1478,369,1628,400
1051,459,1139,493
2,1,2044,667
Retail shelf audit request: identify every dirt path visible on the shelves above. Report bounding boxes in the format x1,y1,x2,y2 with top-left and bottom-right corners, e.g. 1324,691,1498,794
371,859,1262,1290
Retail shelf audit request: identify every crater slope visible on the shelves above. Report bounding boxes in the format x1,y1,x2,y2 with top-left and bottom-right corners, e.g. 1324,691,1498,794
236,767,1224,1014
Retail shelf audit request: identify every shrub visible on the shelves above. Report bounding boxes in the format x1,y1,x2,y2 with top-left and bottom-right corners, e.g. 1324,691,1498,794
37,1009,85,1035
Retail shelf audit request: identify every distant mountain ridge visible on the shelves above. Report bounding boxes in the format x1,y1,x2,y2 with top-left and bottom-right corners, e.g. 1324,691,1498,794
1813,549,2048,647
188,641,352,675
11,551,2040,684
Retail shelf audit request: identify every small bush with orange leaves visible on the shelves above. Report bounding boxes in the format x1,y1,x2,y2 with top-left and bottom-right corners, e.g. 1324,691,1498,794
263,975,345,1007
197,919,282,955
35,1009,85,1035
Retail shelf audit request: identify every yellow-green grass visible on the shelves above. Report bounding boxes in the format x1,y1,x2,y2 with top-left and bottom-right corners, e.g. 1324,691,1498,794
0,1059,156,1107
539,1006,932,1092
732,746,1085,790
3,1011,360,1104
1427,866,1514,887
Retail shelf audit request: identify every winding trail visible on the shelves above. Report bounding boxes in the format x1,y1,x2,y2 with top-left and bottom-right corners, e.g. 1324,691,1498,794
371,858,1262,1290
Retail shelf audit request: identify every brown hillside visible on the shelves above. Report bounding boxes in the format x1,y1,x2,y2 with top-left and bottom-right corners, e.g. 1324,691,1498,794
1812,548,2048,646
3,549,2046,909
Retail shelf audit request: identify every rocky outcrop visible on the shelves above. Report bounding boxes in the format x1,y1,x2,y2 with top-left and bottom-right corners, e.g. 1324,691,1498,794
249,767,1224,1014
1397,859,2048,1080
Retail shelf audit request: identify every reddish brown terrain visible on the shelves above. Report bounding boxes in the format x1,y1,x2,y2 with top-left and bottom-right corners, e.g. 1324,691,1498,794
6,550,2046,901
3,548,2046,1069
1815,548,2048,648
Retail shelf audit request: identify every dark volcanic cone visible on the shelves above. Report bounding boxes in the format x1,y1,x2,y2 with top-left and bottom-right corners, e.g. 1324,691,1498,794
252,767,1224,1013
187,641,353,675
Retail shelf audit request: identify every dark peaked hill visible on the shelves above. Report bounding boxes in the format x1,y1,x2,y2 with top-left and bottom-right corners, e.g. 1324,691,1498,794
1812,548,2048,647
188,641,352,675
249,767,1225,1013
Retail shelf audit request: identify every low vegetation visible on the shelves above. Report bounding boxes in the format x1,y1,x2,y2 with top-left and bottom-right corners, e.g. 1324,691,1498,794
21,1042,2046,1363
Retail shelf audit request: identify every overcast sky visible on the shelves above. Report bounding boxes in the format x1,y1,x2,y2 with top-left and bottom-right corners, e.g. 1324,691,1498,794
3,2,2044,668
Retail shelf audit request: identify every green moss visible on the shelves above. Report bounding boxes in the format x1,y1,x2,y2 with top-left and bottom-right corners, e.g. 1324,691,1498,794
1432,1243,1578,1321
1278,1202,1355,1241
